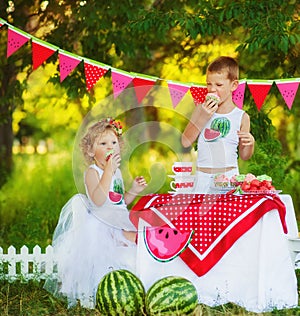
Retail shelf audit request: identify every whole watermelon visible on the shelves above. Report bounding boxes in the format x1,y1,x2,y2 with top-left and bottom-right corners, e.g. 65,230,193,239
96,269,146,316
146,276,198,315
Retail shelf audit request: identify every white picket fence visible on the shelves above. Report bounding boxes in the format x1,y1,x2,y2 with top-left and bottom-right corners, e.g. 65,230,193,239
0,245,56,281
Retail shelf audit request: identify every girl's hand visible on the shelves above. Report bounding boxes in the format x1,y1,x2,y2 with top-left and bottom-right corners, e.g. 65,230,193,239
131,176,147,195
106,153,121,173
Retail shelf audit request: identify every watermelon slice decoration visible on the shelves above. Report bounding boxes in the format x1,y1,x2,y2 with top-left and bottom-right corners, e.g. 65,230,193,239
143,226,193,262
109,191,123,204
203,128,221,142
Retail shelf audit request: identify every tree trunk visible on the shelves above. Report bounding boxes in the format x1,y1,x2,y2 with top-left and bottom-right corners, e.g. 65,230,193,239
0,112,13,186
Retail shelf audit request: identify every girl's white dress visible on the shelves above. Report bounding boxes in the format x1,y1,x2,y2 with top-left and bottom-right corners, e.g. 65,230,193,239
44,164,137,309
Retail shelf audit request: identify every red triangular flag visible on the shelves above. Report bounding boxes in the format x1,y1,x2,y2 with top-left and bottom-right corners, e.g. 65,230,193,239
32,41,56,70
275,80,299,110
111,70,134,98
167,82,190,108
247,81,272,110
84,62,109,91
132,77,157,104
232,80,246,109
190,86,208,105
59,52,81,82
7,28,30,57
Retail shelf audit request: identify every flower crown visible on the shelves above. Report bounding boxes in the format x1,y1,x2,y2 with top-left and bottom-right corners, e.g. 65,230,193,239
106,117,123,136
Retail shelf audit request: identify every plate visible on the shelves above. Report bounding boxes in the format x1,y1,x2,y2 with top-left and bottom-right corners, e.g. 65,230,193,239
210,186,235,192
168,174,195,178
242,190,282,195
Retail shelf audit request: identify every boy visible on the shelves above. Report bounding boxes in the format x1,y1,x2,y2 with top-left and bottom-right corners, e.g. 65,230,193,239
181,56,255,193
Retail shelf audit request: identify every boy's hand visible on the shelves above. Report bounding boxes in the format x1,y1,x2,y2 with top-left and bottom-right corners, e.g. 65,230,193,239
201,99,219,116
238,131,255,146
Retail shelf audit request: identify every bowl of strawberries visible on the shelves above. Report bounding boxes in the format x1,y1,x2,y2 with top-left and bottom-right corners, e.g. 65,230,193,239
229,174,280,195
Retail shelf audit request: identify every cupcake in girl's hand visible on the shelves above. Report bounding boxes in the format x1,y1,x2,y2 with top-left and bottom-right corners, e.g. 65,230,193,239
205,93,220,104
214,173,229,187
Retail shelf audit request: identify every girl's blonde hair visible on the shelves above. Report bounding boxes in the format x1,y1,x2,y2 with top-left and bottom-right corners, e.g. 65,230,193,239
80,118,123,164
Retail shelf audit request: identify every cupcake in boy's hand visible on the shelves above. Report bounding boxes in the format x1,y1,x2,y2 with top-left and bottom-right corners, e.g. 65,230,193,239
205,93,220,105
214,173,230,187
105,149,114,161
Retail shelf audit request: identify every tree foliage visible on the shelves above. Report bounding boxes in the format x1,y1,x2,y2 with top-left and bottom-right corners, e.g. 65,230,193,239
0,0,299,187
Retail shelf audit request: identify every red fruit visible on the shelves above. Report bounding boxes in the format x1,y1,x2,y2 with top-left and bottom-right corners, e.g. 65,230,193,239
250,179,261,188
261,180,272,189
269,185,276,191
259,186,268,191
241,182,251,191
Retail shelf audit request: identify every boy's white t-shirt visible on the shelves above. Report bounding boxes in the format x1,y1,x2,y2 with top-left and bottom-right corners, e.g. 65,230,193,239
197,107,245,169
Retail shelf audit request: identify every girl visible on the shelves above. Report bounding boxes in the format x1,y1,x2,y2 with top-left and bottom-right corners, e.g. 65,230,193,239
44,118,147,309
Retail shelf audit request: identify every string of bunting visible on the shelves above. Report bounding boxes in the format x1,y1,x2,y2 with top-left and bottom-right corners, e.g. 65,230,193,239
0,18,299,110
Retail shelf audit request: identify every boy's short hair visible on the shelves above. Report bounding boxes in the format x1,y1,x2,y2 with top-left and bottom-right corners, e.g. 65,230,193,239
207,56,239,81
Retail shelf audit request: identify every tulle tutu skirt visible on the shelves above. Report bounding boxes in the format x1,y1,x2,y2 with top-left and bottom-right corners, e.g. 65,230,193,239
44,194,137,309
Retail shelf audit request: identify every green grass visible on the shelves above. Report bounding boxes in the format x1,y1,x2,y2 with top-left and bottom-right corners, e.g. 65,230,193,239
0,276,299,315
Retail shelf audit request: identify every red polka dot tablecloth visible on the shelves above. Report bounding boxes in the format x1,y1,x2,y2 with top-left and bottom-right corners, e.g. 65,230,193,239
130,193,287,276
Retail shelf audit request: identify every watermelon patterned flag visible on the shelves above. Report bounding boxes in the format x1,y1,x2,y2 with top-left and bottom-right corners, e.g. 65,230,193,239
132,76,157,104
111,70,134,98
32,40,56,70
167,82,190,108
232,80,246,109
275,80,300,109
7,28,30,57
84,62,109,91
247,81,273,110
59,52,81,82
190,86,208,105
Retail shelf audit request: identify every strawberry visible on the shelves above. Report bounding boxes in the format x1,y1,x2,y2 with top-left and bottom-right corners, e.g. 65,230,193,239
261,180,272,189
241,182,251,191
250,179,261,188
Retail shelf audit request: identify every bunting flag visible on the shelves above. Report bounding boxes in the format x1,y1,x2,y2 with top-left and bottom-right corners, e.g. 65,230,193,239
132,75,157,104
0,19,299,110
7,28,30,57
32,40,57,70
58,52,82,82
275,80,300,110
111,70,134,99
232,80,246,109
247,81,273,110
190,85,208,105
84,61,109,91
167,81,190,108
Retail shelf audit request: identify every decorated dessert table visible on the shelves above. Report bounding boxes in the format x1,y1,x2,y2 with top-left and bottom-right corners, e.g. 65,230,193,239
130,192,298,313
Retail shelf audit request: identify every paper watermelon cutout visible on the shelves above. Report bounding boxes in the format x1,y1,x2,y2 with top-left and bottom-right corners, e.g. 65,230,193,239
109,191,122,204
59,52,81,82
276,81,299,109
203,128,221,142
144,226,193,262
232,81,246,109
168,83,190,108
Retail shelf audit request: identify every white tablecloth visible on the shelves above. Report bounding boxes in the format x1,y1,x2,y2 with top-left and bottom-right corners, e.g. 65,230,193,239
135,194,298,313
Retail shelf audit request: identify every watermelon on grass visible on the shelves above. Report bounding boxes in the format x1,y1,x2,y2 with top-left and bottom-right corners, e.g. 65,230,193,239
96,269,146,316
144,226,193,262
146,276,198,316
